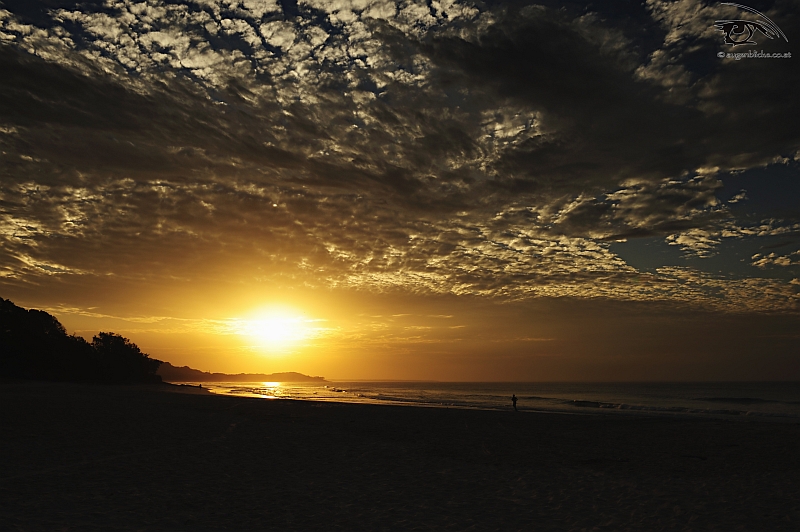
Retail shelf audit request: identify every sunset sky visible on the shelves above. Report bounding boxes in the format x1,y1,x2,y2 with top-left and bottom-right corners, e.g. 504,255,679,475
1,0,798,380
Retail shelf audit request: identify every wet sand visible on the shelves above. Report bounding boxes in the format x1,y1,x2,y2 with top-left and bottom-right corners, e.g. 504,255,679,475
1,381,798,531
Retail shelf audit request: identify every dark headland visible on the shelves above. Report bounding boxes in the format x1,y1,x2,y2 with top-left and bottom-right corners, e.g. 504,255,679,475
1,298,161,384
156,362,325,383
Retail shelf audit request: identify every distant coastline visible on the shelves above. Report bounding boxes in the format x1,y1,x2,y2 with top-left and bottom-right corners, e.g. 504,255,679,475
157,362,325,383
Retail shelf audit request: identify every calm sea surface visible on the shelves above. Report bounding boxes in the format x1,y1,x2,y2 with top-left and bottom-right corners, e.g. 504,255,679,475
186,381,800,422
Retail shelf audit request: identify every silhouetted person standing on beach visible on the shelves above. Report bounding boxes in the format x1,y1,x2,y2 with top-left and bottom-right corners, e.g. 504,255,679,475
512,394,517,411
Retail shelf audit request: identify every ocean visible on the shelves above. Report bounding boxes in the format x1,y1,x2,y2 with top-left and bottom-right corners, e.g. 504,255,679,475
187,381,800,422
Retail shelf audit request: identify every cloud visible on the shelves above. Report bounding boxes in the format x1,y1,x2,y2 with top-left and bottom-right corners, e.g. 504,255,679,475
0,0,798,312
753,250,800,269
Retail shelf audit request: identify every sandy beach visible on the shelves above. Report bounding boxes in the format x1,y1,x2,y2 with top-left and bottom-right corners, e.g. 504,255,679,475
1,381,798,531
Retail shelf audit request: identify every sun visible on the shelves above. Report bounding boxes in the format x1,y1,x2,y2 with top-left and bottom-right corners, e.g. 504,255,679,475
246,317,305,345
232,308,318,352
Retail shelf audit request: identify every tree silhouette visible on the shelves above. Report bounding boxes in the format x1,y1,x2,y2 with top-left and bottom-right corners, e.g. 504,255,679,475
92,332,162,383
1,298,162,383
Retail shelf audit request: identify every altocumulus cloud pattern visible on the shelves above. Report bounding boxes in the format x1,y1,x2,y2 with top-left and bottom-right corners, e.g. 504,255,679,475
0,0,799,312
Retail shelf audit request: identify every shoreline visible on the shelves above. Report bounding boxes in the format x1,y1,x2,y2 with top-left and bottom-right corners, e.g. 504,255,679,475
177,379,800,424
3,381,799,530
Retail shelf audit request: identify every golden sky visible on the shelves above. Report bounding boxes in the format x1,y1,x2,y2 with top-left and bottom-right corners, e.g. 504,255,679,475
0,0,798,380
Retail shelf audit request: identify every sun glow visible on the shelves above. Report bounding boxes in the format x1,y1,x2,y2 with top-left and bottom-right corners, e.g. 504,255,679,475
232,308,320,353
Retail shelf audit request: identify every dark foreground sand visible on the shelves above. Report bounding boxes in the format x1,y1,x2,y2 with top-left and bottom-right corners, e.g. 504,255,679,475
1,382,798,531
